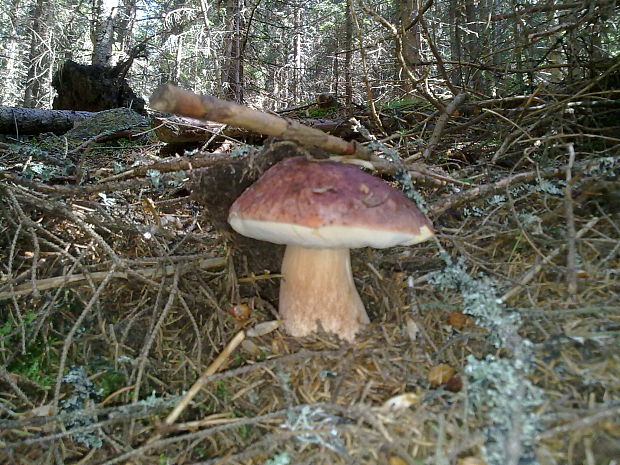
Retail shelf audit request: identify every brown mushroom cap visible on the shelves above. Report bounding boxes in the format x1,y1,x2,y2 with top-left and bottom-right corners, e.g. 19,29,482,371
228,157,434,247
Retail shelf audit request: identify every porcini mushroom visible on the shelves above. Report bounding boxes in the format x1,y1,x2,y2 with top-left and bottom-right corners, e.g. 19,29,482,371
228,156,434,341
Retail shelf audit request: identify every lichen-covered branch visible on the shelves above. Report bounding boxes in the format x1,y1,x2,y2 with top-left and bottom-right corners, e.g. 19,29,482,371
150,84,371,159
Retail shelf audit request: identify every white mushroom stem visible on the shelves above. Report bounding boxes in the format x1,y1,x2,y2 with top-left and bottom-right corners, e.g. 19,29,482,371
278,245,370,341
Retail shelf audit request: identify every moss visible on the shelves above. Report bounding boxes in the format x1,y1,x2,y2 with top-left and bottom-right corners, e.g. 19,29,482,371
66,108,148,140
379,97,426,110
306,105,339,118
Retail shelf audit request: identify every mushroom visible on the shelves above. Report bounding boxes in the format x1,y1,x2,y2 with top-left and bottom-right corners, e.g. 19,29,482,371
228,156,434,341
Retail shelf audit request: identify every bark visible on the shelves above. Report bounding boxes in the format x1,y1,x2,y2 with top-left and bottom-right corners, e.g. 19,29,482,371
91,0,137,66
150,84,370,158
292,5,303,102
398,0,422,92
463,0,481,91
22,0,53,107
220,0,245,103
399,0,422,68
152,115,360,144
91,0,117,66
115,0,138,53
0,106,94,135
448,0,463,87
0,0,23,106
344,1,354,107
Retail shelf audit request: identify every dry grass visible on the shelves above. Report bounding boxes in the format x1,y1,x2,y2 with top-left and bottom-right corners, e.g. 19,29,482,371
0,86,618,465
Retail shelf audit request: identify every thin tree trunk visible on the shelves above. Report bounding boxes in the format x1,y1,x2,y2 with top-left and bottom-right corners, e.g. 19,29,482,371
115,0,138,53
464,0,481,91
344,0,353,107
0,0,23,106
398,0,422,93
292,5,303,102
220,0,244,103
448,0,463,87
91,0,117,66
23,0,52,107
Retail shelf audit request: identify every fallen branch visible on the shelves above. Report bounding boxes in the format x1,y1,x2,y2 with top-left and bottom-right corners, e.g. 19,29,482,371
149,84,371,159
538,404,620,440
422,92,467,159
429,156,617,217
0,256,226,301
97,151,231,183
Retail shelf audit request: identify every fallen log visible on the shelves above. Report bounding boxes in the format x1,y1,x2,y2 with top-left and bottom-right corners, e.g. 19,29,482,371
152,115,361,145
152,115,258,144
0,106,94,135
149,84,371,159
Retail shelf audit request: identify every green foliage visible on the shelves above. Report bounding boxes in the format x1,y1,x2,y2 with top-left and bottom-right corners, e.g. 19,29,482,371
96,370,127,397
306,105,337,118
380,97,426,110
3,310,59,390
7,338,59,390
214,379,231,402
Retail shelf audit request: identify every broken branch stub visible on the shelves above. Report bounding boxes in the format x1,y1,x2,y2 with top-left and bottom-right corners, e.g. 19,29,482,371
149,84,370,159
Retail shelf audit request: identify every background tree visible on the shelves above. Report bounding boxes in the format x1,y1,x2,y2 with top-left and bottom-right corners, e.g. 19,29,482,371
22,0,54,107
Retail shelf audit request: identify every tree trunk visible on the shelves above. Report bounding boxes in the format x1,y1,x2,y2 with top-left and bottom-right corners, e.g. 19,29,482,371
23,0,53,108
0,106,94,135
398,0,422,92
0,0,24,106
115,0,138,54
344,0,353,107
292,5,303,102
220,0,245,103
463,0,481,91
448,0,463,87
91,0,117,66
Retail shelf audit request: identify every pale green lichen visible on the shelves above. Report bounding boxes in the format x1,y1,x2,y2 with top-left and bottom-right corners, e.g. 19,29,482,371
463,205,485,217
366,140,428,212
282,405,346,455
466,355,543,465
487,194,507,205
264,452,290,465
532,179,565,195
431,252,543,465
60,366,103,448
583,156,615,176
431,255,520,348
518,213,543,234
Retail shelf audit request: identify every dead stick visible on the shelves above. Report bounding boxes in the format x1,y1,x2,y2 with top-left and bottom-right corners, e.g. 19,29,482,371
164,330,246,426
564,143,578,301
0,257,226,301
150,84,370,159
423,92,467,159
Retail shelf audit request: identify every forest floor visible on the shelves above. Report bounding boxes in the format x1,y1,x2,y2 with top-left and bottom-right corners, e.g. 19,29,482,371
0,79,618,465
